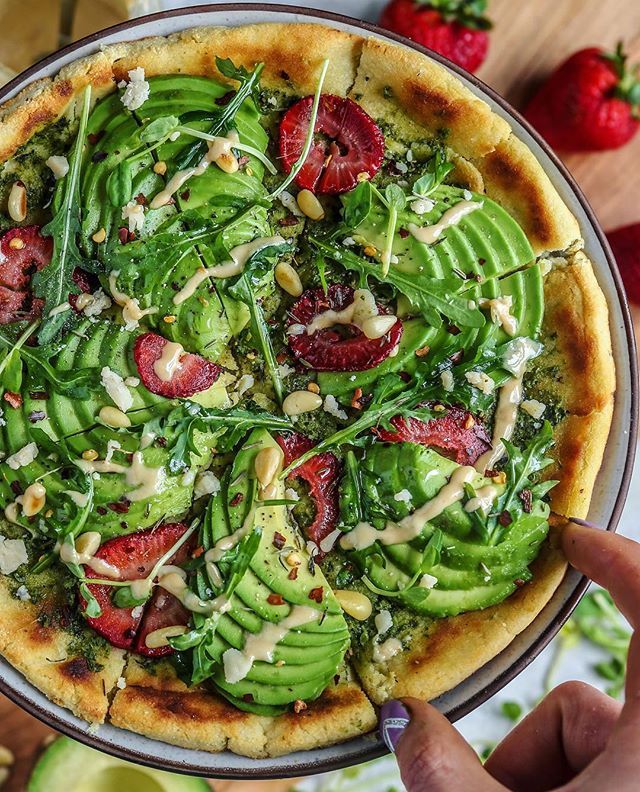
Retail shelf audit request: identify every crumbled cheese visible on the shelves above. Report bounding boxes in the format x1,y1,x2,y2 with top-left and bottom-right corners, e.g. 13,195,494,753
522,399,546,420
323,394,348,421
479,295,518,336
278,190,304,217
83,289,112,318
287,323,305,336
395,161,408,174
465,370,495,395
463,189,473,201
46,155,69,180
194,470,221,499
105,440,121,464
343,237,356,247
223,647,253,684
410,197,435,216
394,489,413,504
6,442,38,470
116,676,127,690
15,584,30,601
374,609,393,637
100,366,133,412
419,573,438,589
539,258,553,276
181,468,197,487
285,487,300,511
131,605,144,619
235,374,254,396
0,536,28,574
440,370,454,392
277,363,296,380
503,337,543,377
0,407,5,428
121,200,145,234
124,376,139,387
118,66,150,111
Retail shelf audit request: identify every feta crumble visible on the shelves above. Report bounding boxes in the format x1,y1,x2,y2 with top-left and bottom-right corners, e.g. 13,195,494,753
394,489,413,505
101,366,134,412
277,363,296,380
118,67,150,111
374,609,393,636
419,573,438,589
440,369,454,392
522,399,546,420
116,676,127,690
0,536,28,575
6,442,38,470
465,370,495,395
46,155,69,180
15,584,30,601
323,394,348,421
235,374,254,396
278,190,304,217
121,200,145,234
410,197,435,215
83,289,112,318
194,470,221,499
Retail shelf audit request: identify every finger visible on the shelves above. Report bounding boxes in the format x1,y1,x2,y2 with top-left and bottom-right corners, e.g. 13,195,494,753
562,523,640,629
485,681,621,791
389,698,506,792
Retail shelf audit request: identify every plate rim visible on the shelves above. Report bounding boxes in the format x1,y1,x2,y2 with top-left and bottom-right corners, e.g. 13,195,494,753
0,2,636,780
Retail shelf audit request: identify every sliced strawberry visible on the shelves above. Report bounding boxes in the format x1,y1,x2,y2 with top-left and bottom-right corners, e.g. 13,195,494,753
69,268,95,312
607,223,640,304
82,522,193,655
133,332,221,398
134,587,190,658
279,95,385,194
287,284,402,372
374,404,491,466
276,432,341,559
0,226,52,324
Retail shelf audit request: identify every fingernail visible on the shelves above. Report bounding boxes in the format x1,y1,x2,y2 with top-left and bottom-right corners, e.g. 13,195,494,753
380,700,410,752
568,517,604,530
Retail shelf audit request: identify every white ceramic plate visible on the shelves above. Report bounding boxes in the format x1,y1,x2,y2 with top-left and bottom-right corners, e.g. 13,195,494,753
0,4,636,779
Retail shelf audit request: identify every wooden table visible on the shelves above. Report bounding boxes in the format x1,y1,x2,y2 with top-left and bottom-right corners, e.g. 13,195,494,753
1,0,639,789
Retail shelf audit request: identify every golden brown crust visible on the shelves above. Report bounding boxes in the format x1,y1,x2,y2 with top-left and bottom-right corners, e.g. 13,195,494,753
473,134,582,255
354,534,567,705
0,579,125,723
110,657,376,758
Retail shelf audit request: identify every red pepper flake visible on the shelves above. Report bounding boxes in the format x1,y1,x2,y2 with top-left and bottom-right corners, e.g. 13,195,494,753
278,216,299,227
288,567,298,581
308,587,324,603
128,230,136,242
267,593,285,606
135,193,147,206
351,388,363,410
156,436,167,448
514,578,526,588
91,150,107,163
499,510,513,527
3,391,22,409
88,131,105,145
10,480,23,496
242,693,254,703
229,492,244,507
485,469,500,479
519,489,533,514
273,532,286,550
29,391,49,400
180,189,191,202
191,546,205,559
293,699,308,714
446,323,461,336
96,506,108,516
215,90,235,106
237,155,250,168
107,499,131,514
399,227,409,239
276,351,289,365
118,227,129,245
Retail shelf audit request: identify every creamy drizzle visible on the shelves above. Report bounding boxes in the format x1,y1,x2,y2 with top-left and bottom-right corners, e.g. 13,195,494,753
108,272,157,327
77,452,164,502
340,466,477,551
59,541,119,578
475,377,523,473
153,340,185,382
158,569,232,615
464,484,499,514
408,200,483,245
305,288,381,335
205,501,258,563
223,605,321,683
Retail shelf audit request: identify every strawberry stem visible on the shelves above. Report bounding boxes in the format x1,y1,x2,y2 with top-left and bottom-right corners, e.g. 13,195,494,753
413,0,492,30
603,42,640,112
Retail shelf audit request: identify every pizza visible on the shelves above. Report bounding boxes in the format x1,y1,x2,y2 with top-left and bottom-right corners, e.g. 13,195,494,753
0,23,615,758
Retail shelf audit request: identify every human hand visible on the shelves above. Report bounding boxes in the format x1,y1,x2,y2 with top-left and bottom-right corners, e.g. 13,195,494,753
380,523,640,791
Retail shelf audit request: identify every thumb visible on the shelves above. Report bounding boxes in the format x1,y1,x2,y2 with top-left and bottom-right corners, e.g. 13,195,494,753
380,699,506,792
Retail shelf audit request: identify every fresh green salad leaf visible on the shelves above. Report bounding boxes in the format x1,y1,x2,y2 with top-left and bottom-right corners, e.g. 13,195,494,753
412,149,454,197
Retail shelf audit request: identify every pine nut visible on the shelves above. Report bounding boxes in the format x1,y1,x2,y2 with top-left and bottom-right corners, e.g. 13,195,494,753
163,314,176,323
22,482,46,517
492,471,507,485
3,503,20,525
464,415,475,429
286,552,302,567
0,746,13,766
274,261,303,297
8,237,24,250
82,449,99,461
75,293,93,311
92,227,106,243
351,289,378,324
98,406,131,428
282,390,323,416
296,189,325,221
216,152,239,174
145,625,187,649
254,446,283,489
76,531,101,557
363,245,377,257
307,382,320,394
361,315,398,340
334,590,373,621
8,181,27,222
153,161,167,175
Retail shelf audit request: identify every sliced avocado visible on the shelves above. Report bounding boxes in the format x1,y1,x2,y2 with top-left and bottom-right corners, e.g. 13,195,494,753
199,429,349,712
27,736,209,792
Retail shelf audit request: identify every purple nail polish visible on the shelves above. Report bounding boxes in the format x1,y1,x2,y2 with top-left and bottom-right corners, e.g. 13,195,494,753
380,700,410,752
569,517,604,530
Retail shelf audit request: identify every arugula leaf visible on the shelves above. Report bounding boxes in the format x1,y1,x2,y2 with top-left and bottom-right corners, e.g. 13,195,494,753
79,581,102,618
341,180,374,228
338,450,364,530
173,58,264,173
412,149,454,197
140,115,180,143
33,86,92,344
310,236,484,329
381,184,406,277
106,160,133,207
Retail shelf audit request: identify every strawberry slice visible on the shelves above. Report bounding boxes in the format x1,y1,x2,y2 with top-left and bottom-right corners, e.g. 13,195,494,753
133,332,221,398
279,95,385,194
276,432,341,559
287,285,403,372
0,226,52,324
82,522,193,656
135,587,190,659
374,404,491,466
607,223,640,304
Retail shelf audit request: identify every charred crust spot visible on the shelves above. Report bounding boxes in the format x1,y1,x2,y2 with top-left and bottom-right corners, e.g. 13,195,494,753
55,79,73,98
408,81,456,122
61,656,91,680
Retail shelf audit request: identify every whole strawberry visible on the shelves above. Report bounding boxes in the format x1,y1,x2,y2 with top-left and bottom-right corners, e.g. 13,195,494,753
379,0,491,73
607,223,640,304
524,44,640,152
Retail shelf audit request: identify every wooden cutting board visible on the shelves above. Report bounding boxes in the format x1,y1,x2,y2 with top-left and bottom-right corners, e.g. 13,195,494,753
1,0,638,789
